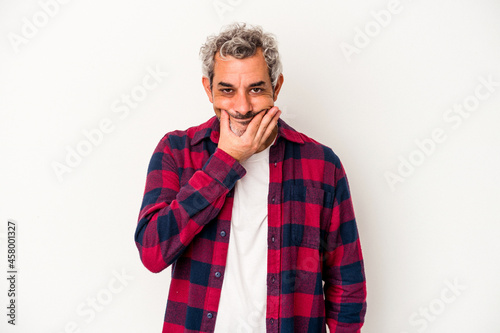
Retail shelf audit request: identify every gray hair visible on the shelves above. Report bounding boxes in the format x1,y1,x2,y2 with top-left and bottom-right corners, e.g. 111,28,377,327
200,23,282,91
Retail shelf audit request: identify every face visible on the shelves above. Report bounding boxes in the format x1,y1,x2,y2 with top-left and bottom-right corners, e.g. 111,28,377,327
202,48,284,136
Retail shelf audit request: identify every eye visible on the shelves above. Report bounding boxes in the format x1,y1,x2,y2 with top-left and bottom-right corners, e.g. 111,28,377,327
220,89,233,94
250,88,263,93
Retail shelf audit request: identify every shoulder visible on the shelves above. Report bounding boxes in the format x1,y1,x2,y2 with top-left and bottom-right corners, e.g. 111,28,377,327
279,119,342,169
155,117,217,153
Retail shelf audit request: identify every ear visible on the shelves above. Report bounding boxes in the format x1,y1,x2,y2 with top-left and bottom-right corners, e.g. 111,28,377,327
273,74,284,101
202,76,214,103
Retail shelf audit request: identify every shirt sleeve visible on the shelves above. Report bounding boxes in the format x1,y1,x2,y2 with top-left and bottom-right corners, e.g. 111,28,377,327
134,135,246,273
323,159,367,332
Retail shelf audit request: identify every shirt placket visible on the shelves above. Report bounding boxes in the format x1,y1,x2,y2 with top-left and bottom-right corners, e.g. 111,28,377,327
266,140,284,333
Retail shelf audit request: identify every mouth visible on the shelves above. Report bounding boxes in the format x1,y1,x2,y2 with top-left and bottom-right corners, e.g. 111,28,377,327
233,119,252,126
225,109,269,125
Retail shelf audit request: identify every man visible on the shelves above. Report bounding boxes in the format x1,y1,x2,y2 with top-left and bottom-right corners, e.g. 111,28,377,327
135,23,367,332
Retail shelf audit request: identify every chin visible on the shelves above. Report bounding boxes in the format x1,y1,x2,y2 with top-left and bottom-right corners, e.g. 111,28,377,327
229,122,247,137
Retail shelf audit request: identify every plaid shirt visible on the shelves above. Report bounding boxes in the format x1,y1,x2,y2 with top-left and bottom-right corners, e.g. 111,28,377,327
135,116,367,332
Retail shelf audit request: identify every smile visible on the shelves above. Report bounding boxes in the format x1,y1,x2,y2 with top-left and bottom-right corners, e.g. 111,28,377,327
225,109,269,124
233,119,252,125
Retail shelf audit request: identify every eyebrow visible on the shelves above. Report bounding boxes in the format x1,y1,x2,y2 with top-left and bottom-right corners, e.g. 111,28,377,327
249,81,266,88
217,81,267,88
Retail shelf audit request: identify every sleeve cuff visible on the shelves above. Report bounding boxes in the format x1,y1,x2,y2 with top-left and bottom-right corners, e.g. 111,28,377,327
203,148,246,189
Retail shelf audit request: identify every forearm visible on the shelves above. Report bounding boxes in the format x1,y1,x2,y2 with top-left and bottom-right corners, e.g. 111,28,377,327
324,243,367,332
323,160,367,331
324,229,367,332
135,147,245,273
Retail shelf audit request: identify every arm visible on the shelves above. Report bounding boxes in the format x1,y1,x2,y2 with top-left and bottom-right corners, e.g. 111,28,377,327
323,161,367,332
135,108,281,273
134,135,245,273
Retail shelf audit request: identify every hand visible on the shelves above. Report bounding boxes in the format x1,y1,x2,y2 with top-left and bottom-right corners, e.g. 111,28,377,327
218,106,281,162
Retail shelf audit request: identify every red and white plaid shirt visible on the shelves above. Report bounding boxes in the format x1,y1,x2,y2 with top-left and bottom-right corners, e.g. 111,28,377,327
135,116,367,332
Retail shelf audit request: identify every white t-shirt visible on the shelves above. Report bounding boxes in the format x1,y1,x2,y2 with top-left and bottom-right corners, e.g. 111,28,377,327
214,144,271,333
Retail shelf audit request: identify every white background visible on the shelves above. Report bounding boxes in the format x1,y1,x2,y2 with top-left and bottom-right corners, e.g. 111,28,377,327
1,0,499,332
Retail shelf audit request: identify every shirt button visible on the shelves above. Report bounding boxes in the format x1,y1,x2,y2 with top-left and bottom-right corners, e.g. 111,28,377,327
274,162,277,167
271,276,276,283
215,272,221,278
272,197,275,203
270,318,274,324
271,236,275,243
220,231,226,237
207,313,213,319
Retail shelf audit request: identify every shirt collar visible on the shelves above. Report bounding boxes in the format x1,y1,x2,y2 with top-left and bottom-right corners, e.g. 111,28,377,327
191,116,305,146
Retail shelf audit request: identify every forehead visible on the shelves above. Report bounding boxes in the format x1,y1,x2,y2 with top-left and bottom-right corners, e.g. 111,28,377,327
213,48,271,84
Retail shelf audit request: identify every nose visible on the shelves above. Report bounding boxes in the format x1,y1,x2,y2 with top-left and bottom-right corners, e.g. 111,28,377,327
232,90,252,115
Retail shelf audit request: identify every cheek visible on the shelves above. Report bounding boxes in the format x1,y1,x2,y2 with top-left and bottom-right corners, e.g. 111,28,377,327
213,108,221,119
213,97,232,110
259,95,275,104
252,95,275,110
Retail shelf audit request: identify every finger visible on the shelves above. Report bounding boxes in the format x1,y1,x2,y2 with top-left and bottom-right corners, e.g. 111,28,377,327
241,109,267,138
247,107,276,137
258,109,281,145
253,107,279,142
